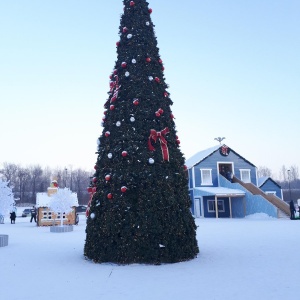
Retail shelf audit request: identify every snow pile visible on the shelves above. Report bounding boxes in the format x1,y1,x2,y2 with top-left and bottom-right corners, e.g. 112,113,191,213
245,213,276,220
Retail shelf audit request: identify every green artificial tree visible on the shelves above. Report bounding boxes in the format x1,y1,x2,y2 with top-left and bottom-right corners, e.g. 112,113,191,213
84,0,199,264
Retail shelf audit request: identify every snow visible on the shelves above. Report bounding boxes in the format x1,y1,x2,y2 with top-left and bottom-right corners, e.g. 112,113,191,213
1,213,299,300
185,145,220,168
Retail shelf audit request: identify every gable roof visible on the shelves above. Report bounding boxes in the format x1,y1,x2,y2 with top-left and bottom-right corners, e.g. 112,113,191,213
258,177,282,189
185,144,256,169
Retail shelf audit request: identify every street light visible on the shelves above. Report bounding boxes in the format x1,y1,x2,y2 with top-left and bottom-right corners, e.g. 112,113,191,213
214,137,226,145
287,169,292,201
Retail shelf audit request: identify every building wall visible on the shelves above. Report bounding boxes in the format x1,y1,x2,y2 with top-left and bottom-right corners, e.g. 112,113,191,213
260,179,282,199
192,150,257,188
37,207,76,226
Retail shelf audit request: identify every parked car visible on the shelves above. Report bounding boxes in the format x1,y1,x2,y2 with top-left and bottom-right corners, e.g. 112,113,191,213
22,209,31,217
76,205,87,214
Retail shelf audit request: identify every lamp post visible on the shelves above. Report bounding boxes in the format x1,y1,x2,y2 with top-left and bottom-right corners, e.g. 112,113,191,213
214,137,225,145
287,169,292,201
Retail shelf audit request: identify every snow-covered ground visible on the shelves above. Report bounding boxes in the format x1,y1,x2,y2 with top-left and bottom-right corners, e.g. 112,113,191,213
1,213,299,300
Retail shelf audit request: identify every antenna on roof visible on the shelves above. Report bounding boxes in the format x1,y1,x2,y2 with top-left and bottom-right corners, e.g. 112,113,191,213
214,137,225,145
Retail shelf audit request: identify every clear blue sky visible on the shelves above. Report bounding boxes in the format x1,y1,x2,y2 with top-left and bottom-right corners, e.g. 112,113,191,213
0,0,299,179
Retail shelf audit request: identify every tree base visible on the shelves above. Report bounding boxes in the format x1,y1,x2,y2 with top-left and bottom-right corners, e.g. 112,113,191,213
0,234,9,247
50,225,73,233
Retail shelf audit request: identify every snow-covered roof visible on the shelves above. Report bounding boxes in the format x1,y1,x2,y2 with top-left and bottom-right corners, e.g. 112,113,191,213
36,191,78,207
193,187,245,197
185,145,220,168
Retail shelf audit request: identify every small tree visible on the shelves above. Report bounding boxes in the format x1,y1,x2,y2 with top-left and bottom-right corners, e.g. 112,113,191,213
49,188,77,227
0,179,14,223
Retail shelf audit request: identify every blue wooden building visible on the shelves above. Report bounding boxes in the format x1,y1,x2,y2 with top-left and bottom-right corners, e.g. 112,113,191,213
186,144,289,218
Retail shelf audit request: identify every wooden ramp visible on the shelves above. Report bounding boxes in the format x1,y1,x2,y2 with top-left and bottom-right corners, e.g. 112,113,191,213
232,176,290,218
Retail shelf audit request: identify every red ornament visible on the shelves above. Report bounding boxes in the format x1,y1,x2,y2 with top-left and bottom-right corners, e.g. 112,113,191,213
133,98,139,105
116,41,120,47
158,108,164,114
92,177,97,183
107,193,113,199
113,69,118,75
87,187,93,193
123,27,128,33
170,113,175,119
164,92,168,97
121,62,127,68
176,140,181,144
105,174,111,181
122,151,128,157
109,75,113,79
158,59,163,64
148,8,153,14
184,165,188,170
155,77,160,83
110,105,115,110
94,165,97,170
111,95,117,102
121,186,127,193
155,111,161,117
162,66,165,71
146,57,151,62
130,1,135,6
105,131,110,137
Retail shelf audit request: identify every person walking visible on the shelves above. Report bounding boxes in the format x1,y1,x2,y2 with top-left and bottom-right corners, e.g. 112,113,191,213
10,211,16,224
289,200,296,220
30,206,37,223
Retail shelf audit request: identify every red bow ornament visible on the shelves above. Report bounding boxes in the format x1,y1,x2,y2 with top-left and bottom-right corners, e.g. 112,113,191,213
148,128,170,161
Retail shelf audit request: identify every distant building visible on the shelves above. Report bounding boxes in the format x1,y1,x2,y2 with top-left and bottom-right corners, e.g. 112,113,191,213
186,144,289,218
36,179,78,226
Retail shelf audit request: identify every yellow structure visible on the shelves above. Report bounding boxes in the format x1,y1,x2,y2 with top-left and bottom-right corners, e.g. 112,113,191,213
36,179,78,227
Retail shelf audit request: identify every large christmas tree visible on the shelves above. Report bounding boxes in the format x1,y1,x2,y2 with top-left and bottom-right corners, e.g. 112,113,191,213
84,0,199,264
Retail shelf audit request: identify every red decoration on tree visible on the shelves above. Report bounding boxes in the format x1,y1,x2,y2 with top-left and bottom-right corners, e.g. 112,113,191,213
122,151,128,157
164,92,168,97
155,111,161,117
110,105,115,110
176,140,181,144
107,193,113,199
130,1,135,6
155,77,160,83
170,113,175,119
109,75,113,79
158,59,163,64
121,62,127,68
184,165,188,170
146,57,151,62
133,98,139,105
105,131,110,137
113,69,118,75
94,165,97,170
148,128,170,161
121,186,127,193
116,41,120,47
123,27,128,33
162,66,165,71
148,8,153,14
105,174,111,181
158,108,164,114
92,177,97,183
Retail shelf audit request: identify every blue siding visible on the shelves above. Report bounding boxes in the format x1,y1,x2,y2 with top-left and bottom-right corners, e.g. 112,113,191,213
203,197,230,218
188,169,193,189
260,179,282,199
192,149,257,188
231,197,245,218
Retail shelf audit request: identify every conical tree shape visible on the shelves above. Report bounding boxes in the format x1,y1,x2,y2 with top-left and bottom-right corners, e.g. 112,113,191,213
84,0,199,264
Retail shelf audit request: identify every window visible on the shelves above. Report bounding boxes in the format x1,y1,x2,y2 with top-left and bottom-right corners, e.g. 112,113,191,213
207,200,225,212
266,191,276,196
201,169,212,185
240,169,251,183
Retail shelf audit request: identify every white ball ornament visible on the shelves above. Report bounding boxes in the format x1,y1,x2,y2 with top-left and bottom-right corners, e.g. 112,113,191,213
116,121,121,127
130,117,135,122
146,21,150,26
132,59,136,64
149,158,155,164
108,153,113,159
125,71,130,77
148,76,153,81
127,34,133,39
90,213,95,219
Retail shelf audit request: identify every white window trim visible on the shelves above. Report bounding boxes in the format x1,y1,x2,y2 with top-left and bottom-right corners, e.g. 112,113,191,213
265,191,276,195
240,169,251,183
207,199,225,213
200,169,213,185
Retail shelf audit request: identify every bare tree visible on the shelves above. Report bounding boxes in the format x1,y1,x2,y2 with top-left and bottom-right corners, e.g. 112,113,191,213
0,162,18,186
257,166,272,178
